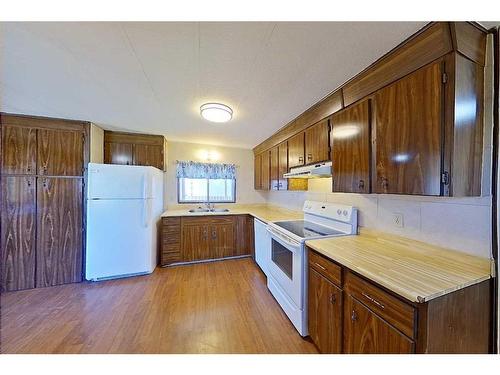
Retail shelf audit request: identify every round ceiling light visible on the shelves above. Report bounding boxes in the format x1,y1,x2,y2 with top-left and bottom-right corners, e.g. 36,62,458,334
200,103,233,123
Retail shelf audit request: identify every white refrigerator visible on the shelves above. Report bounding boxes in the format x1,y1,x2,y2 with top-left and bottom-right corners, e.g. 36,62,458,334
85,163,164,281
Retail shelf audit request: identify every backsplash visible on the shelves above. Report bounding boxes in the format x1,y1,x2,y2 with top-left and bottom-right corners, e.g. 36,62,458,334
265,178,492,259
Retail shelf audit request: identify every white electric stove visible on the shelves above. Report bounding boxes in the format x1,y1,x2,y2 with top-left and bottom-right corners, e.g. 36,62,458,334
266,201,358,336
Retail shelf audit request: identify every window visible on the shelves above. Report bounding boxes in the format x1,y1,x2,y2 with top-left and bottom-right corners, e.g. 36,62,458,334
178,177,236,203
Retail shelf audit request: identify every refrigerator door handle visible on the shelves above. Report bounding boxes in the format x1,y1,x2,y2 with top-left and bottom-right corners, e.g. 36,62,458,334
143,199,151,228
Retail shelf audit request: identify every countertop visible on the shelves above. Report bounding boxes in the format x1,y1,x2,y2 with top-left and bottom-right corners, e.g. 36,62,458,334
161,204,303,223
306,229,493,303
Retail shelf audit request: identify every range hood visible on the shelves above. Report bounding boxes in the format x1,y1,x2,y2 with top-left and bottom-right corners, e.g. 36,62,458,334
283,161,332,179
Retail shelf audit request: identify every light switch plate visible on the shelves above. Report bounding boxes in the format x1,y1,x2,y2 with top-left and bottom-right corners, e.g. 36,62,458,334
392,213,404,228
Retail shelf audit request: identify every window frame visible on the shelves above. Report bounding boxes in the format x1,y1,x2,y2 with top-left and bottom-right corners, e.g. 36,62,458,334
177,177,237,204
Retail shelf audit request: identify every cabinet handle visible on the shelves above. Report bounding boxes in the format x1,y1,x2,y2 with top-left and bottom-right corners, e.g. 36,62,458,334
307,153,312,161
313,262,326,271
212,230,217,239
203,230,208,240
27,166,32,173
298,156,304,163
42,178,47,188
329,293,336,304
351,310,358,322
358,179,365,190
381,177,389,189
361,292,385,309
27,179,32,187
42,165,47,175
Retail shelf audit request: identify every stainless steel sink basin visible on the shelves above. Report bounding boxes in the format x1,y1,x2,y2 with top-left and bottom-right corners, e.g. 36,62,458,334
188,208,211,213
210,208,229,213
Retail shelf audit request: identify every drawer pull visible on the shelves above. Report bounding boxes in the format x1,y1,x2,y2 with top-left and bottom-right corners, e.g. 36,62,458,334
362,292,385,309
351,310,358,322
329,293,336,304
313,262,326,271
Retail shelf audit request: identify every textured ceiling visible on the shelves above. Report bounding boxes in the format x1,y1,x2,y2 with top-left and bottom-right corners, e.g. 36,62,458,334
0,22,428,148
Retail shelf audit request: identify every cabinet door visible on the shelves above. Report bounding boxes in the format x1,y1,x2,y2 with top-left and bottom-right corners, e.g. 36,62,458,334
36,178,83,287
234,215,252,256
1,176,36,291
288,132,305,168
331,100,371,193
38,129,83,176
254,154,262,190
1,125,37,175
104,142,133,166
260,151,270,191
308,268,342,353
278,141,288,190
374,61,442,195
133,144,164,170
344,294,414,354
210,222,235,258
270,146,279,190
305,119,330,164
181,222,210,261
161,217,181,265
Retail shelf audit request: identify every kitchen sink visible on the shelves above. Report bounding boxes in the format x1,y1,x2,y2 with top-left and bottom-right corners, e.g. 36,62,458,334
210,208,229,213
188,207,230,213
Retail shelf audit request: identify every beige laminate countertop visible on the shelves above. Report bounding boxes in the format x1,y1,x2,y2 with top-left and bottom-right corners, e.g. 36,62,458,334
161,204,303,223
306,229,492,303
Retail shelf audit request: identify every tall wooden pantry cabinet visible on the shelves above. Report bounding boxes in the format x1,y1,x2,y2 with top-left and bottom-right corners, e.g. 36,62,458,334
0,114,89,292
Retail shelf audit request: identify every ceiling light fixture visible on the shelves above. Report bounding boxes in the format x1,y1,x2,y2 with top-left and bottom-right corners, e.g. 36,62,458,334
200,103,233,123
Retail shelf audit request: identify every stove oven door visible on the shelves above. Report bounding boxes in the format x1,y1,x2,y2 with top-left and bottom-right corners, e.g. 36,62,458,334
267,228,304,308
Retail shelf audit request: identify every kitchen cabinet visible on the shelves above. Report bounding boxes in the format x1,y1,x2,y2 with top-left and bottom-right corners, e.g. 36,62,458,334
331,100,371,193
278,141,288,190
36,178,83,287
104,131,165,170
38,129,84,176
270,146,279,190
374,60,443,195
288,132,305,168
0,114,88,292
308,267,342,353
304,119,330,164
161,215,253,266
254,154,262,190
1,125,37,175
260,150,270,190
306,248,490,353
0,176,36,291
343,294,414,354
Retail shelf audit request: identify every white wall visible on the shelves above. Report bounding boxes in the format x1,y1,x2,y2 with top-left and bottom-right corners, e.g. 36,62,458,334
165,141,266,209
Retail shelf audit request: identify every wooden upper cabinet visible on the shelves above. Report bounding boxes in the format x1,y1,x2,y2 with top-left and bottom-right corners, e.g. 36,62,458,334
1,125,37,175
305,119,330,164
133,144,163,170
288,132,305,168
254,153,262,190
104,131,165,170
36,177,83,288
308,268,343,353
343,294,414,354
331,100,371,193
38,129,84,176
374,61,443,195
260,151,270,190
278,141,288,190
1,176,36,292
270,146,279,190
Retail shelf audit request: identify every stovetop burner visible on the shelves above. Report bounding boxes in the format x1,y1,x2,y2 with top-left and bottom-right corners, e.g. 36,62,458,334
272,220,345,239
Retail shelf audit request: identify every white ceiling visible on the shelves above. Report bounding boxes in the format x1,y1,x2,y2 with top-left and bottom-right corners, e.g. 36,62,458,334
0,22,429,148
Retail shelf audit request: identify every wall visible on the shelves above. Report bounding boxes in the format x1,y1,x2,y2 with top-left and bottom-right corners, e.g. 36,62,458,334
165,141,266,209
263,37,496,260
89,123,104,163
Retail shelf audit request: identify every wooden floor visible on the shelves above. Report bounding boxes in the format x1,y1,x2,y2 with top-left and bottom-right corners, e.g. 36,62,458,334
0,258,318,354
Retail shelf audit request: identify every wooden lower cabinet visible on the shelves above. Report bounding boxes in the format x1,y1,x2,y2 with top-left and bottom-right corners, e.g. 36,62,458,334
308,268,343,353
343,294,414,354
307,248,491,354
160,215,253,266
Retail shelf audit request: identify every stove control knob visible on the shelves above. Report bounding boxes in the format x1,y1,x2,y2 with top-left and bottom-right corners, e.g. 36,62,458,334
337,209,342,215
343,210,348,216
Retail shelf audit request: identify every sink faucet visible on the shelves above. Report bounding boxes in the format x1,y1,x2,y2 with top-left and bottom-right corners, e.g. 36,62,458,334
205,201,214,211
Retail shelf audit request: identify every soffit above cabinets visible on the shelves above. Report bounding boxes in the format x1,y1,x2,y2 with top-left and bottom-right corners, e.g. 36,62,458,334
0,22,426,148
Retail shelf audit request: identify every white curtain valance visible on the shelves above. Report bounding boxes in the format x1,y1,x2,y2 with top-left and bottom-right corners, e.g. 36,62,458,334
176,160,236,179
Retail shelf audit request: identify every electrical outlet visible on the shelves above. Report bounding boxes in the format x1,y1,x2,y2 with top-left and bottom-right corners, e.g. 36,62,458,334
392,213,404,228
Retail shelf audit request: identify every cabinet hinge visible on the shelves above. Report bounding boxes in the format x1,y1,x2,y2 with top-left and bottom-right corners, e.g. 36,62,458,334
442,72,448,84
441,171,449,185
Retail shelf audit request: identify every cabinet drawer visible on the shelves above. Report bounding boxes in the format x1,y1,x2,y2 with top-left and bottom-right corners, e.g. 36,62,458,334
162,217,180,226
308,250,342,287
345,272,415,339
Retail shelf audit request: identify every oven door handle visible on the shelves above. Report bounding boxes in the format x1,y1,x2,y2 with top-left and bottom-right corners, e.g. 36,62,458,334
266,227,301,251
